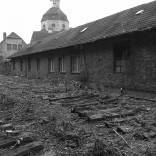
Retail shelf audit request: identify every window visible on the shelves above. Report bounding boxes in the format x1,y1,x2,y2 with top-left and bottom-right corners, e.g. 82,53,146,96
49,58,54,72
20,59,23,71
114,42,130,73
62,24,65,29
52,23,55,27
43,24,46,29
13,44,17,50
59,57,66,72
71,56,80,73
37,58,40,71
28,58,31,71
18,44,22,50
7,44,11,50
13,60,15,70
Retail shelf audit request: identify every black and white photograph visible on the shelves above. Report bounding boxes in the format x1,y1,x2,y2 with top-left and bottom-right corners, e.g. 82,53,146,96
0,0,156,155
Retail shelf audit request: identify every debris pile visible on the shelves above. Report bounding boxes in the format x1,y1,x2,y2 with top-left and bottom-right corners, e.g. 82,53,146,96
0,75,156,156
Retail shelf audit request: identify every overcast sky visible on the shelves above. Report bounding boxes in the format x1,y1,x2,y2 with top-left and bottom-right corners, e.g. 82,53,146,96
0,0,154,43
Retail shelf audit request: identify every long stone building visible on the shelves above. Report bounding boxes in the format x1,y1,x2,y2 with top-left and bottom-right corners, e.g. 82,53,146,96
9,1,156,91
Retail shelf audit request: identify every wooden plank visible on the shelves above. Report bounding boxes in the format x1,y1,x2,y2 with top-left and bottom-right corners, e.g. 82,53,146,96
0,124,14,130
49,95,83,101
75,101,100,107
68,98,118,108
61,97,100,106
71,106,94,113
6,130,20,137
49,94,99,102
102,98,118,104
2,141,43,156
0,136,33,149
127,95,156,102
87,110,137,122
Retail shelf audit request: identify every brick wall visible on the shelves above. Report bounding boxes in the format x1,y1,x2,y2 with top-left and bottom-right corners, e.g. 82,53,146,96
84,29,156,90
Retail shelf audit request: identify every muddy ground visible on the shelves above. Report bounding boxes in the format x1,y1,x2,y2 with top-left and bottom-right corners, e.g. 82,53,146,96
0,74,156,156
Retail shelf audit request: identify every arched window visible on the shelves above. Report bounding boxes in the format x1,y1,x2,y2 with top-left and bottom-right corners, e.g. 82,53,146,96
43,24,46,29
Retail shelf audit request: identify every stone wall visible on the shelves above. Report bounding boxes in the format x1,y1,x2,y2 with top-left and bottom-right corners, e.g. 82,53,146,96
41,20,69,33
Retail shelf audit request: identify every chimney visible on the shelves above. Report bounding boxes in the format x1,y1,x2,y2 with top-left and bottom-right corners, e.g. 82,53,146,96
3,32,6,40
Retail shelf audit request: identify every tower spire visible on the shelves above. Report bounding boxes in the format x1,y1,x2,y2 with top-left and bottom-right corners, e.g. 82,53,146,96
51,0,60,8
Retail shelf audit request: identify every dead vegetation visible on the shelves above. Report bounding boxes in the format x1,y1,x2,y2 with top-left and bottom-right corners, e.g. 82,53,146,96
0,75,156,156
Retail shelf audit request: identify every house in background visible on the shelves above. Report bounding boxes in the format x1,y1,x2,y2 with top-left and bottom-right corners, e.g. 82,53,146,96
9,1,156,91
30,0,69,43
0,32,26,73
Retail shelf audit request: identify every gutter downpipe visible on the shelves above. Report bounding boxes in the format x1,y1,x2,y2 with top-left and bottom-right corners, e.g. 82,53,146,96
81,44,89,87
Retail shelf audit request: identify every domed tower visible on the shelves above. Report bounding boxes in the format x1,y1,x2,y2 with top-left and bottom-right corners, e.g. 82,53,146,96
41,0,69,33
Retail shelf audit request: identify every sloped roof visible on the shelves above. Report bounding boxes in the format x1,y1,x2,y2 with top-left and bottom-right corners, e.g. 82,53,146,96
30,30,54,43
0,32,26,46
7,32,21,39
41,7,68,22
9,0,156,59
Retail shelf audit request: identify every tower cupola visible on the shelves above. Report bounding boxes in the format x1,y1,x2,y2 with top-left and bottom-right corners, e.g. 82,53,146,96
41,0,69,33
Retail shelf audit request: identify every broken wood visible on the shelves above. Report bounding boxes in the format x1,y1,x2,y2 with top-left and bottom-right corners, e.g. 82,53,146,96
2,141,43,156
49,95,85,102
6,130,20,137
87,108,141,122
71,106,94,113
102,98,118,104
62,101,100,107
0,136,33,149
116,126,133,134
49,94,99,102
127,95,156,102
75,98,118,108
0,124,14,131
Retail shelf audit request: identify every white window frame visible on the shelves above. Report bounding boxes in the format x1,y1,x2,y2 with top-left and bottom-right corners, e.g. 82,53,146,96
7,44,11,50
59,57,66,72
50,58,54,72
71,56,80,73
13,44,17,50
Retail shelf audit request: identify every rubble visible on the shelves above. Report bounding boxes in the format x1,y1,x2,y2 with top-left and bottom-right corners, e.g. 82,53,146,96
0,75,156,155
